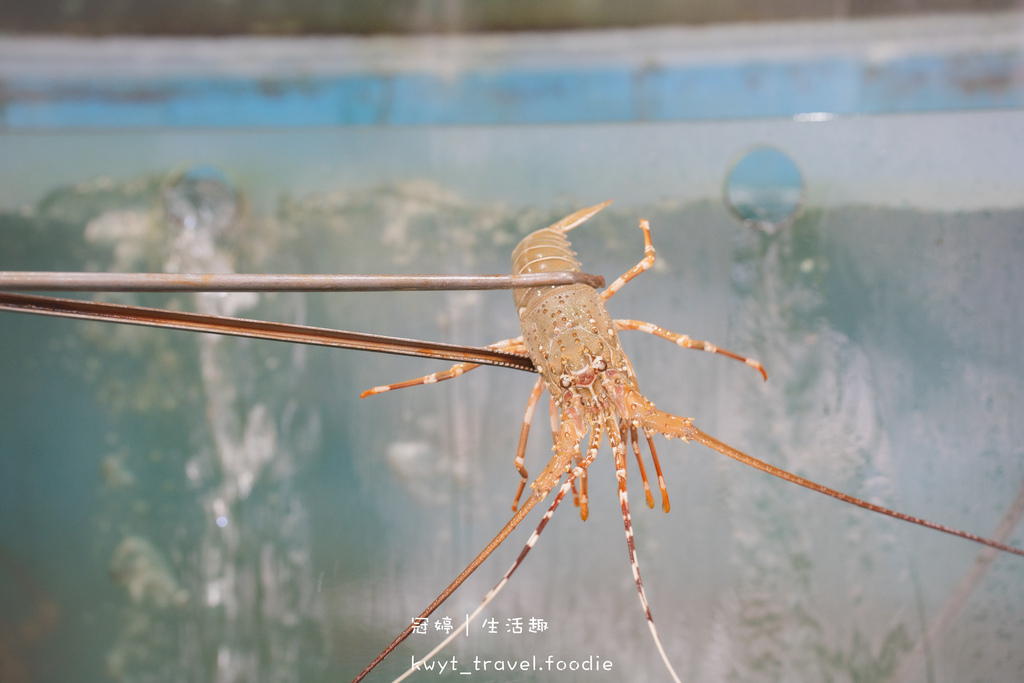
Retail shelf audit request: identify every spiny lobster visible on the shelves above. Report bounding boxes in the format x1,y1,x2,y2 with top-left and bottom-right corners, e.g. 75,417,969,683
355,201,1024,682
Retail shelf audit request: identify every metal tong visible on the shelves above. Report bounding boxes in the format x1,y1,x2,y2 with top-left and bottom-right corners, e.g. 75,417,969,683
0,271,606,371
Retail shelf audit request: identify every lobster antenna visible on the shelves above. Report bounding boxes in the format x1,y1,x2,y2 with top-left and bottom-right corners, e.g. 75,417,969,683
390,448,599,683
608,419,684,683
652,415,1024,557
350,494,543,682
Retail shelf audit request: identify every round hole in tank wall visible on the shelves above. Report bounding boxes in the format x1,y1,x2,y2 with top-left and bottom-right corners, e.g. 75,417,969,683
723,146,804,234
163,166,239,237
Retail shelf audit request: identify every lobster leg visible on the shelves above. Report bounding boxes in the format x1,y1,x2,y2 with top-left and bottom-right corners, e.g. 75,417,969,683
601,219,656,301
614,318,768,381
511,375,545,511
360,336,527,397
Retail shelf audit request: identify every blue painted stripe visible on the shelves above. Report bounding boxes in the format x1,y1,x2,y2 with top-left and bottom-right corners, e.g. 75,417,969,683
2,51,1022,129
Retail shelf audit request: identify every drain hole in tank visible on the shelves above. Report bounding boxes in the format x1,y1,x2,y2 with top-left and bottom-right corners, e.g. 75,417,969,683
724,146,803,234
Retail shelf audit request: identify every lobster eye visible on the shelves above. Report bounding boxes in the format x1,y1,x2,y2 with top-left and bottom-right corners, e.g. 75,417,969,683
560,374,572,388
592,357,607,372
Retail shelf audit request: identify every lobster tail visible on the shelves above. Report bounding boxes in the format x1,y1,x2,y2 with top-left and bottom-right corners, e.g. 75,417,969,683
510,201,611,312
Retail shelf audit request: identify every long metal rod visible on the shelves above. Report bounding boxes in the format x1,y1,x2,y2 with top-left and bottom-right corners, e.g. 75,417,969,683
0,271,604,292
0,292,538,372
